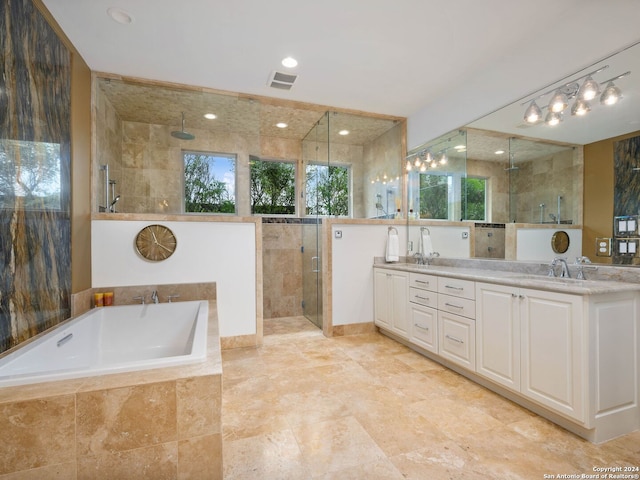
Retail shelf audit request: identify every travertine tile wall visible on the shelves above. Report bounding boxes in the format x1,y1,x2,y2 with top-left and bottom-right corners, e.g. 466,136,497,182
262,223,303,318
94,88,123,212
512,149,578,224
474,225,506,258
362,123,404,218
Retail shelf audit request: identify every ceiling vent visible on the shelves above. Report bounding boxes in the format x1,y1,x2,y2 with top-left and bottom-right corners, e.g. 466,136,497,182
268,71,298,90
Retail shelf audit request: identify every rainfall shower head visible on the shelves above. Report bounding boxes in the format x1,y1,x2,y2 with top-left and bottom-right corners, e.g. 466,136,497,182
171,112,195,140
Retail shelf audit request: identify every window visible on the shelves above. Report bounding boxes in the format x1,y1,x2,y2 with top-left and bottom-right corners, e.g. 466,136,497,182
418,173,450,219
183,151,235,213
461,177,487,221
250,158,296,215
306,163,350,216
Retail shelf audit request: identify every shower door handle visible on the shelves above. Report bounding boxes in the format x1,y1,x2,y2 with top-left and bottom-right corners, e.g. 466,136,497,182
311,256,320,273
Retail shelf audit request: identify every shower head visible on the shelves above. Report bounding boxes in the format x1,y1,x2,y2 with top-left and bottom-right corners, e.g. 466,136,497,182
171,112,195,140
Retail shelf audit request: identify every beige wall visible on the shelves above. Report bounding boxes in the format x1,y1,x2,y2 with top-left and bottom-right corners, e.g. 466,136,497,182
583,130,640,263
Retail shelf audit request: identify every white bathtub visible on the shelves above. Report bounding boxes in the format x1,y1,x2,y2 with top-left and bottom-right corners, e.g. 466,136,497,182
0,300,209,387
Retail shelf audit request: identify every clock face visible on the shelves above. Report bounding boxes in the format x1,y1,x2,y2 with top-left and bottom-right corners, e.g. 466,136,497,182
135,224,177,261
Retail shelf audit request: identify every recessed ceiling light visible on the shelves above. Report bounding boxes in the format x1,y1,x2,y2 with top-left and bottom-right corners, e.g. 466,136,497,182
495,150,505,155
204,113,217,120
276,122,288,128
338,130,349,136
281,57,298,68
107,7,133,24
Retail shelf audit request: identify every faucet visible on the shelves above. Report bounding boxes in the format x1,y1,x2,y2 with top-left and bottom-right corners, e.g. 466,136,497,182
550,257,571,278
151,290,159,304
575,256,592,280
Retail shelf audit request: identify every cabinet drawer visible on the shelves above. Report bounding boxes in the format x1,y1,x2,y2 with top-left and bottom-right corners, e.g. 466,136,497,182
409,287,437,307
410,304,437,354
438,294,476,319
438,277,475,300
409,273,438,292
439,311,476,371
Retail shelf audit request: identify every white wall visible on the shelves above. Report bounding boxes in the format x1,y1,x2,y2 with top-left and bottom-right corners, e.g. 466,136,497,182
330,223,471,326
516,228,582,262
91,220,256,338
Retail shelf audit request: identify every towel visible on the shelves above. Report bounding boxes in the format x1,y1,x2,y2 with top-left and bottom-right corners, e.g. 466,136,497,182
421,231,434,256
385,230,400,262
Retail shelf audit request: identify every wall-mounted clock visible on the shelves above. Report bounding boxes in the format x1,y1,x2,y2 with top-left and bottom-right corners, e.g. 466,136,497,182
135,224,177,261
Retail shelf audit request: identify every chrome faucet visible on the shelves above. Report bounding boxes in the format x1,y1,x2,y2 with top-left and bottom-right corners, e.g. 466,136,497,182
151,290,159,304
551,257,571,278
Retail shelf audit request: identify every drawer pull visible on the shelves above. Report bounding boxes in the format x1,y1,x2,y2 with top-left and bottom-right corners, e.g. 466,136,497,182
414,295,431,301
445,285,464,291
415,280,429,285
414,323,429,331
444,302,464,309
445,334,464,344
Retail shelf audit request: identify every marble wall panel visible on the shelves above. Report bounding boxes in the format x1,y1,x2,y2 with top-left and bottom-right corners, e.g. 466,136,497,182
0,0,71,353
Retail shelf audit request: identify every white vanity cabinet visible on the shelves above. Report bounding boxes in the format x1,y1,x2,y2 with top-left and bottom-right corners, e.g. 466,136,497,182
476,282,584,422
374,268,409,338
408,273,438,353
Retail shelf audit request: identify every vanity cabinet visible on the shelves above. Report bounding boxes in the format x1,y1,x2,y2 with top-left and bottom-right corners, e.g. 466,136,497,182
374,269,409,338
476,282,584,422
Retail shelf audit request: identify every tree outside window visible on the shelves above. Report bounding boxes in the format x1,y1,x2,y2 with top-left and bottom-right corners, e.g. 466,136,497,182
250,158,295,214
462,177,487,221
183,152,235,213
306,164,349,216
418,173,449,219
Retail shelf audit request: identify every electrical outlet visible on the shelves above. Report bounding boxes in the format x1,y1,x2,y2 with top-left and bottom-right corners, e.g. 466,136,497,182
596,237,611,256
334,230,342,239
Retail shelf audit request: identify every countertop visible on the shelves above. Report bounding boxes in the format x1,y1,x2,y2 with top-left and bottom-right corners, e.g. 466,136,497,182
374,262,640,295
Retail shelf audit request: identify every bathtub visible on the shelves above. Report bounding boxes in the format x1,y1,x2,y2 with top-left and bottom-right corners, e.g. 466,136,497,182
0,300,209,387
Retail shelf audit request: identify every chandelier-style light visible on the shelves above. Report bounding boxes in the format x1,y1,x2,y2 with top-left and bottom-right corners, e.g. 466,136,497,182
522,66,630,127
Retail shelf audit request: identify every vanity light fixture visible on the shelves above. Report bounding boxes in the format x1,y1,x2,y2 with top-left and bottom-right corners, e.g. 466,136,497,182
522,66,631,126
204,113,217,120
495,150,505,155
338,130,349,136
276,122,288,128
600,81,622,105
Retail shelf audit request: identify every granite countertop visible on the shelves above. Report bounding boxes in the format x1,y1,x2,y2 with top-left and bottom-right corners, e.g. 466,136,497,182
374,262,640,295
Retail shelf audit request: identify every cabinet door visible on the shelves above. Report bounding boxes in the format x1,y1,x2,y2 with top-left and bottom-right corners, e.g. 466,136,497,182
389,272,409,337
520,289,584,422
410,304,438,353
476,282,520,391
373,269,391,329
438,311,475,371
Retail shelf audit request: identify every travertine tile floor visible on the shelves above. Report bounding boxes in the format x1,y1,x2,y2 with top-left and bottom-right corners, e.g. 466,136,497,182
222,317,640,479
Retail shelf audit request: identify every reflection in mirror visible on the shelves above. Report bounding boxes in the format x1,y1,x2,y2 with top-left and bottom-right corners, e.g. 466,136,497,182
406,130,468,220
412,40,640,264
94,76,404,218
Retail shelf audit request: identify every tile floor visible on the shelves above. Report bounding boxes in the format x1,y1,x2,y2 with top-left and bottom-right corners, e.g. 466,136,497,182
221,317,640,479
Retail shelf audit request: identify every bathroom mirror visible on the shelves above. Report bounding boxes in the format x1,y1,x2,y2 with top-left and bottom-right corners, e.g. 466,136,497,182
409,40,640,263
93,76,404,218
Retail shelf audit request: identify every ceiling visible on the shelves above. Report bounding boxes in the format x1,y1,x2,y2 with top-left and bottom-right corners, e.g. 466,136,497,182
42,0,640,123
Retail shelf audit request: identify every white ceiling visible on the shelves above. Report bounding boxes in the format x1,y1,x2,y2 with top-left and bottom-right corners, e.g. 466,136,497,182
41,0,640,123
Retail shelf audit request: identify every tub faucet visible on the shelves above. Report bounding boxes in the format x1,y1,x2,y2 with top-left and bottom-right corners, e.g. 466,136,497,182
551,257,570,278
151,290,159,304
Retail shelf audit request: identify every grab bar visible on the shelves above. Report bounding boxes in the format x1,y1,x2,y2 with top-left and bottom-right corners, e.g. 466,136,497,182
57,333,73,347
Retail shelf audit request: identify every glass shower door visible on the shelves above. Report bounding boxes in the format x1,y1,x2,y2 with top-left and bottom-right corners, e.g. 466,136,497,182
301,112,329,329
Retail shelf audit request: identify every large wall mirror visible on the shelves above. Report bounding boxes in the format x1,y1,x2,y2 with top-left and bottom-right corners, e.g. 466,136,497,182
93,76,405,219
408,40,640,264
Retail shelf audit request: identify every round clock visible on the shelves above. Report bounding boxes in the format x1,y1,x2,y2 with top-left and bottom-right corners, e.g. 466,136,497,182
135,224,177,261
